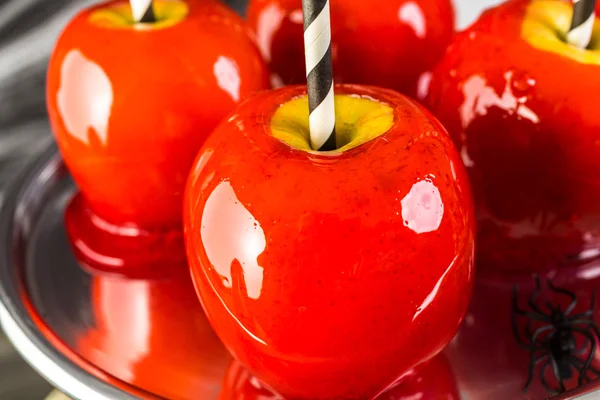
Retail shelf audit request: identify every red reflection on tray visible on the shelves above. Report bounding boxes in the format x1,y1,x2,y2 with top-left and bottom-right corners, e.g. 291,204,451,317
74,264,231,400
219,353,459,400
65,193,187,278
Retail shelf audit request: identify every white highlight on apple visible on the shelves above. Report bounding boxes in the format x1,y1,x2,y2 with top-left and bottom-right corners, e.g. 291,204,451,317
413,254,459,322
270,74,285,88
290,9,304,24
255,2,286,62
214,56,241,102
201,181,265,300
459,72,539,167
57,50,113,146
460,72,539,129
398,2,426,39
416,71,432,102
401,179,444,234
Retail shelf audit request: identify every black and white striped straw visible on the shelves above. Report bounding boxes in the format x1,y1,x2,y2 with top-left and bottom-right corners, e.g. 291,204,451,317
568,0,596,48
130,0,156,23
302,0,336,151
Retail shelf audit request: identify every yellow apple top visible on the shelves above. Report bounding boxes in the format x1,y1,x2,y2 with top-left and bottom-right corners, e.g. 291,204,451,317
90,0,188,29
271,94,394,152
522,0,600,64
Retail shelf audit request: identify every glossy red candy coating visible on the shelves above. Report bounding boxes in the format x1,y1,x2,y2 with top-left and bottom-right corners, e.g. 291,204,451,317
426,0,600,276
47,0,268,230
246,0,454,99
219,353,460,400
184,84,475,399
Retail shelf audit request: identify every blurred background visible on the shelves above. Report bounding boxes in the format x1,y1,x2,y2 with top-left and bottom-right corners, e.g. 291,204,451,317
0,0,501,398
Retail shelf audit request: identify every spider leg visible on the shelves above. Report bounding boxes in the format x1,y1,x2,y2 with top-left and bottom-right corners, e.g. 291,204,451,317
528,276,551,317
512,284,552,348
512,318,530,349
574,334,591,355
513,283,535,317
532,325,556,345
539,361,553,394
547,279,577,315
526,319,538,342
572,319,600,341
524,312,552,323
588,364,600,378
513,290,553,322
570,291,597,320
589,320,600,339
589,320,600,338
570,310,594,320
512,287,533,349
546,301,558,313
568,357,590,383
550,356,567,393
524,353,549,393
572,324,595,355
570,358,590,383
571,356,600,378
540,358,564,395
572,328,597,387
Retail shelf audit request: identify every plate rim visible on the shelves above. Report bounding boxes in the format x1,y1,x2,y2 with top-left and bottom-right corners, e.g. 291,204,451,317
0,140,140,400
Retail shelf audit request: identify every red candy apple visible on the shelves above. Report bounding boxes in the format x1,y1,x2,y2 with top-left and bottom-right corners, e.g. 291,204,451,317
76,265,231,400
47,0,268,231
246,0,454,99
184,84,475,399
426,0,600,276
219,353,460,400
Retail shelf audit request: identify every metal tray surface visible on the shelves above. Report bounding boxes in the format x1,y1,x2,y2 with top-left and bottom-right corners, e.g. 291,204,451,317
0,141,139,400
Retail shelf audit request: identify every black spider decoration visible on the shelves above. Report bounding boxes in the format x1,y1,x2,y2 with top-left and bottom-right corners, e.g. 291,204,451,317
512,276,600,394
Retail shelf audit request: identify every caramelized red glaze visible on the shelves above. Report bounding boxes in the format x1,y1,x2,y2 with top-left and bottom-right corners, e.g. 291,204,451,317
47,0,268,274
246,0,454,99
184,84,475,399
426,0,600,276
76,264,231,400
47,0,268,230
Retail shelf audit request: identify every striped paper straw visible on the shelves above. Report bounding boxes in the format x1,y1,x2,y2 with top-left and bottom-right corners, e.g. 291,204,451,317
130,0,156,23
302,0,336,151
568,0,596,48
